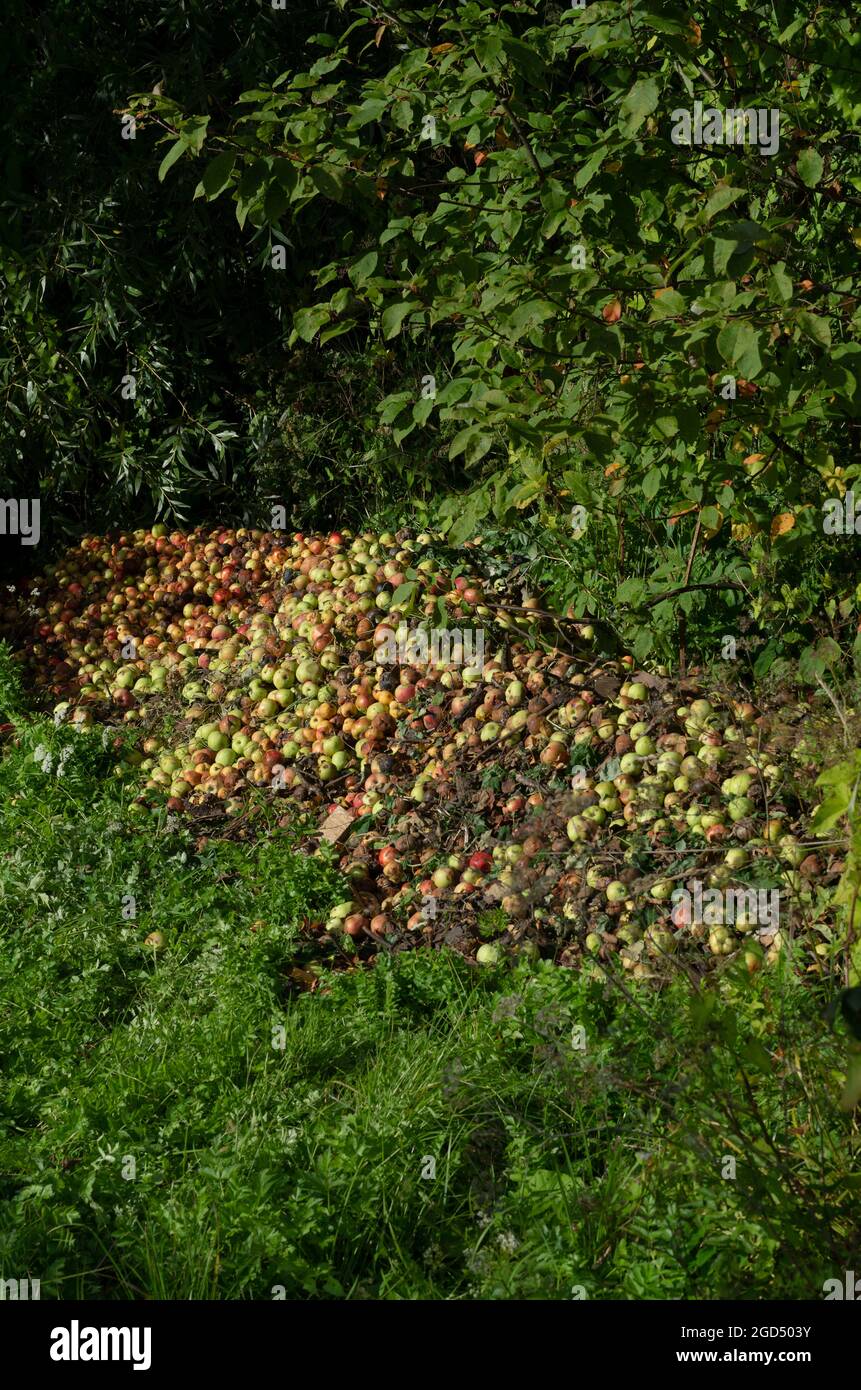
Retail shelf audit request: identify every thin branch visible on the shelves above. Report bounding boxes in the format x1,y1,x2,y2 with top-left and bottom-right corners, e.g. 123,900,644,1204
643,577,748,608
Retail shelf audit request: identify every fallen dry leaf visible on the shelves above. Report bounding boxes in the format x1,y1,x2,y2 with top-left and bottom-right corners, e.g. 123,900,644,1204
320,806,355,844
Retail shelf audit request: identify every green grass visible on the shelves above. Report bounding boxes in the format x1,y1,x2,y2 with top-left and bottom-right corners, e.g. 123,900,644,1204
0,642,859,1300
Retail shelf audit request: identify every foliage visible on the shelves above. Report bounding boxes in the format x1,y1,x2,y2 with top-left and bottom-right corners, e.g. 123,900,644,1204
1,616,859,1302
0,0,374,548
246,338,461,531
149,0,861,659
811,745,861,985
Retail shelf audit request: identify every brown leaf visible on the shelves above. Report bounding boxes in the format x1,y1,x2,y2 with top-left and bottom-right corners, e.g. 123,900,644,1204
631,669,669,693
602,299,622,323
591,674,622,701
770,513,795,538
289,967,319,990
320,806,354,844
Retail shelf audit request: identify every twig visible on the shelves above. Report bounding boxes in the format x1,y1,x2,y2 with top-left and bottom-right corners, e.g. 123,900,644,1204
677,516,702,679
642,578,747,608
814,672,851,748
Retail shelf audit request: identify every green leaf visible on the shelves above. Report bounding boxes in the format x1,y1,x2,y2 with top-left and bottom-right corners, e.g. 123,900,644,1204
506,299,555,340
447,491,490,546
619,77,659,134
500,35,545,86
382,300,421,339
449,427,493,467
562,471,592,506
390,581,417,609
649,289,686,319
574,147,606,189
237,160,268,200
311,83,342,106
183,116,210,154
378,392,411,424
767,262,793,304
631,627,654,663
740,1039,772,1074
799,635,842,682
158,139,187,182
796,310,831,349
811,795,850,835
263,180,289,222
390,100,414,131
816,758,860,789
200,152,236,200
753,641,779,679
796,148,824,188
475,34,503,68
652,413,678,439
318,319,357,344
711,219,768,275
310,164,345,200
467,432,494,467
617,578,647,605
293,304,330,342
505,478,545,510
716,322,763,378
349,251,379,288
449,427,476,460
348,98,388,129
703,184,745,223
642,466,661,499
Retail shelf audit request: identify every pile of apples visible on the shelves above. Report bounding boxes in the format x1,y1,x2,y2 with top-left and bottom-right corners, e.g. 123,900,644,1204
1,524,838,972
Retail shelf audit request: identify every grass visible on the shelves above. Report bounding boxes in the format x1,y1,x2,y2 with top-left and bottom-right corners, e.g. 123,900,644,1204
0,642,859,1300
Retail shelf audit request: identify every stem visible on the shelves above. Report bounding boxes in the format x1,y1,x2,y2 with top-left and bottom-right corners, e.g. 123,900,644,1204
643,577,747,608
